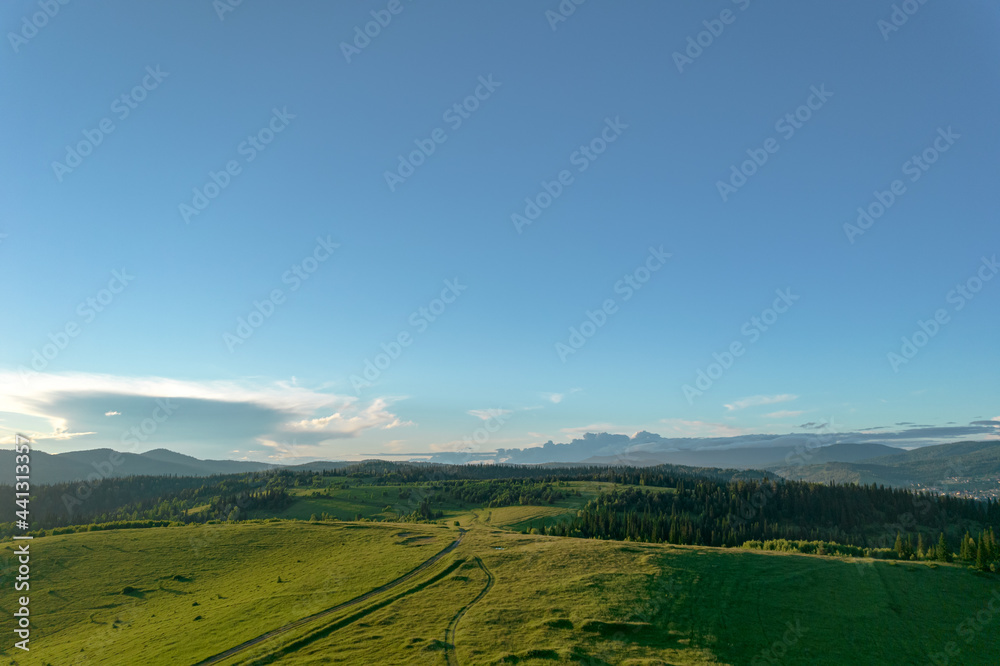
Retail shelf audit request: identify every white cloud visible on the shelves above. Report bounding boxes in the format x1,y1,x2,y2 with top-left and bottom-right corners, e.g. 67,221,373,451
467,408,512,421
0,371,410,451
724,394,798,411
382,439,406,453
32,427,96,442
764,410,804,419
286,397,412,436
542,388,581,405
428,440,477,453
560,422,633,437
1,371,338,416
659,418,756,438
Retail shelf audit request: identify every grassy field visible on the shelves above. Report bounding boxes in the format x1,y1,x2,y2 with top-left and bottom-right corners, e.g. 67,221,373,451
477,482,674,532
253,483,474,523
458,530,1000,665
479,505,576,531
0,521,454,665
4,519,997,664
271,557,489,664
244,479,669,530
253,479,624,526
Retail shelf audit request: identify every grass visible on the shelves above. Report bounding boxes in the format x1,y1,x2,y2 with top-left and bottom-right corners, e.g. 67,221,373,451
3,495,998,664
0,521,452,665
477,482,674,532
294,559,486,664
248,479,659,529
456,530,1000,665
253,483,473,522
480,505,575,531
228,554,481,665
235,527,1000,665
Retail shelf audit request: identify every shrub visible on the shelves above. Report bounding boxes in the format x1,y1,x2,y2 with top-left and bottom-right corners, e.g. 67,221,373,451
544,618,574,630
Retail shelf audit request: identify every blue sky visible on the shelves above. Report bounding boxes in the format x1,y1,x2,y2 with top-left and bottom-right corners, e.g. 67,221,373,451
1,0,998,462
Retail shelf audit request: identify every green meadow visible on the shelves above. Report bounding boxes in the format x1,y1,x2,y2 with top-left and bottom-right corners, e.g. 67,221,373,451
0,522,451,665
3,517,998,665
476,482,674,532
251,482,472,523
248,479,621,527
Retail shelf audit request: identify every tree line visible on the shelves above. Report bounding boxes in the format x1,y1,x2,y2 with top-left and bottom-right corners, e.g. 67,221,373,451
438,479,570,507
538,480,999,558
0,471,294,537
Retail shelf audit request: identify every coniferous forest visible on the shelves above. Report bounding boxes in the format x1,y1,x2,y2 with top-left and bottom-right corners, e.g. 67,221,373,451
3,462,998,571
553,481,999,560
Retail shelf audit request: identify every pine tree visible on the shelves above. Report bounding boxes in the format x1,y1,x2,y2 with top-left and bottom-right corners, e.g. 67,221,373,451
894,532,904,559
959,531,973,561
917,533,927,560
936,533,951,563
976,532,989,571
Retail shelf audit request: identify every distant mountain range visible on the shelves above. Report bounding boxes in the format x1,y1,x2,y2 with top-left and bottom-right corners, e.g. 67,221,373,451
430,431,915,467
580,442,904,469
6,438,998,500
769,440,1000,499
1,448,351,485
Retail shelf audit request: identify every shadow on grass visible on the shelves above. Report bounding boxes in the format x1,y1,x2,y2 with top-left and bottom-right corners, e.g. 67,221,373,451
496,648,562,663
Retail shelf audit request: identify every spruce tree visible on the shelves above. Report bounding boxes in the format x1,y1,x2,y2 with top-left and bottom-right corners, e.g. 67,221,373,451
936,533,951,563
894,532,904,559
976,532,989,571
960,531,973,561
917,533,927,560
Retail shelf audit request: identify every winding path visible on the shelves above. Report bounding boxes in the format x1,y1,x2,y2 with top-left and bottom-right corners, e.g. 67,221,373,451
444,556,495,666
193,530,465,665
